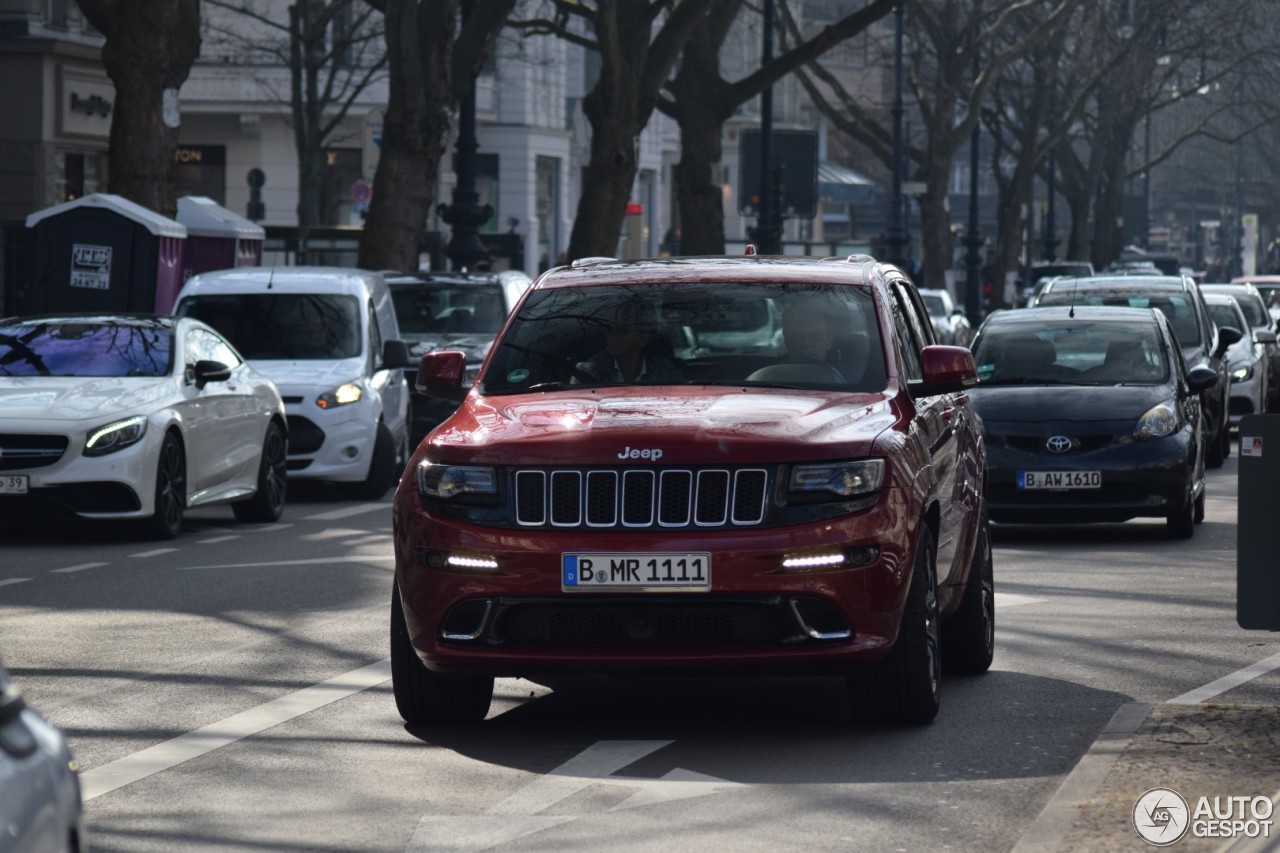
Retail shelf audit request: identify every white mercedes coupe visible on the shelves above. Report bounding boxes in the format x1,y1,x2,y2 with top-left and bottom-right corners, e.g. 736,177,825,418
0,314,288,538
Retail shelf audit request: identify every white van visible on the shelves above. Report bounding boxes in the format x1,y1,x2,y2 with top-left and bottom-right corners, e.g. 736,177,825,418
173,267,412,499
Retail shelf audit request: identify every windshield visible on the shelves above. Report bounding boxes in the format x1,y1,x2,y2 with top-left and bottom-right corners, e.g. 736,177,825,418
0,320,172,377
1036,288,1201,347
391,282,507,335
1207,303,1244,333
177,294,361,360
1234,295,1270,327
482,282,886,393
972,320,1169,386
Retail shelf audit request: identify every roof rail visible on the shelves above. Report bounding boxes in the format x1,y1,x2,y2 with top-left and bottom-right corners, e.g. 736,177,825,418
570,256,618,268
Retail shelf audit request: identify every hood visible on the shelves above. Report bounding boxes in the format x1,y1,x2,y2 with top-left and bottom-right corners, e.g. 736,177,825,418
970,383,1173,430
0,377,172,421
247,357,365,389
427,387,898,465
402,333,494,364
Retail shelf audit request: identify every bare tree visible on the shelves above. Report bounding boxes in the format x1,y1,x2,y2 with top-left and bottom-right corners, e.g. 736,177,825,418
356,0,515,272
74,0,202,217
655,0,897,257
204,0,387,258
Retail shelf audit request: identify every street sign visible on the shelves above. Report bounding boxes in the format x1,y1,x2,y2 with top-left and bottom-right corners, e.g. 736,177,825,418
362,107,385,181
737,129,818,218
351,180,372,204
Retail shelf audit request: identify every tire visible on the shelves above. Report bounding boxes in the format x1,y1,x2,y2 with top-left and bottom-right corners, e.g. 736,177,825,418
848,525,941,725
144,432,186,540
943,511,995,675
1222,409,1231,458
1194,487,1206,524
233,421,288,523
1167,489,1195,540
348,422,397,501
1206,410,1226,469
390,584,492,725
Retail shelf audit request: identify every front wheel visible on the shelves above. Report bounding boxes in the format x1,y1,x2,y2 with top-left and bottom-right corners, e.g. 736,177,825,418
390,585,493,725
848,525,941,725
347,423,397,501
943,511,995,675
1167,488,1195,540
233,421,287,523
144,432,186,540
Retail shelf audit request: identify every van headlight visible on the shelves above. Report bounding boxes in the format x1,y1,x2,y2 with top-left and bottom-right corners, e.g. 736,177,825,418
84,415,148,456
1231,364,1254,383
788,459,884,501
316,382,363,409
1134,400,1179,439
417,461,498,499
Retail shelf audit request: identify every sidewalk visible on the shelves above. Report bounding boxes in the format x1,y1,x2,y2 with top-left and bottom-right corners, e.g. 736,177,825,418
1013,702,1280,852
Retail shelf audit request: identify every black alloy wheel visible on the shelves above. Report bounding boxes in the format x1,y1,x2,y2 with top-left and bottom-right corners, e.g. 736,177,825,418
145,432,186,540
234,421,288,523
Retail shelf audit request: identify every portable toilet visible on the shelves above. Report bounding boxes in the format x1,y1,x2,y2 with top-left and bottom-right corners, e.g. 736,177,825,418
176,196,265,284
23,193,186,316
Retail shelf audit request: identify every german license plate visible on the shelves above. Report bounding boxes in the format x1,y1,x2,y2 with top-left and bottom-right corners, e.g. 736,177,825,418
562,553,711,591
1017,470,1101,489
0,475,28,495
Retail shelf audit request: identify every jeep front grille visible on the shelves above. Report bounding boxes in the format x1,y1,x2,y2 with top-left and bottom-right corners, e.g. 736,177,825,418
513,467,770,530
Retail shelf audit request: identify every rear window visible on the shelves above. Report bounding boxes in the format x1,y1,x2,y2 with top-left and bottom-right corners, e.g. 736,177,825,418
177,293,361,360
1037,288,1201,347
972,319,1168,386
0,321,172,377
390,282,508,335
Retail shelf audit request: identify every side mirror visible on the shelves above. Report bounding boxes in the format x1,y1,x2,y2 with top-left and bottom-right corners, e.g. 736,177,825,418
1215,325,1244,357
415,350,468,401
913,345,978,396
1186,365,1218,394
1255,330,1277,345
381,339,412,369
193,359,231,389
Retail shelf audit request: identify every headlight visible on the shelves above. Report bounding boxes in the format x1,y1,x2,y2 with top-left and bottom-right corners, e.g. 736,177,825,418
1231,364,1254,383
316,382,363,409
84,415,148,456
788,459,884,499
1134,400,1179,440
417,461,498,499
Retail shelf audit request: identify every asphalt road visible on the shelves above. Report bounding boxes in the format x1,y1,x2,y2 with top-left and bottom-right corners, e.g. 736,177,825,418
1,459,1276,853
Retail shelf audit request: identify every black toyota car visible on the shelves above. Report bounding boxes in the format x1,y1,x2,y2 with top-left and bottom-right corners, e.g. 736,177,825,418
969,307,1217,538
1032,275,1240,467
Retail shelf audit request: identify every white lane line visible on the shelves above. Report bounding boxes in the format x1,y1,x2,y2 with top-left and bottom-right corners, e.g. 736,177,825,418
1168,650,1280,705
995,592,1045,608
194,535,241,545
51,562,108,574
302,504,388,522
129,548,179,559
241,523,293,533
0,578,31,588
79,658,391,801
178,555,395,570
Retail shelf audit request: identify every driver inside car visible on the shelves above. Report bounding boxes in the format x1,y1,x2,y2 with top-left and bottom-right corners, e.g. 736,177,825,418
778,297,867,384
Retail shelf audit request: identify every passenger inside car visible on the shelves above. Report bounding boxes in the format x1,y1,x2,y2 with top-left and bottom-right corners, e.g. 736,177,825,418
574,301,685,383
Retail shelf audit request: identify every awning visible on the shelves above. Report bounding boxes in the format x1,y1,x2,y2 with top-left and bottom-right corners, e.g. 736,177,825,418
818,161,876,205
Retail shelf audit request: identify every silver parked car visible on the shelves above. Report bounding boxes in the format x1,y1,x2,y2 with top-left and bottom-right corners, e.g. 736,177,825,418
919,288,973,346
1203,292,1272,426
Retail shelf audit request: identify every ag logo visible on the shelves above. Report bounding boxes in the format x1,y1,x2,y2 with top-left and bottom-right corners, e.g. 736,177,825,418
1133,787,1190,846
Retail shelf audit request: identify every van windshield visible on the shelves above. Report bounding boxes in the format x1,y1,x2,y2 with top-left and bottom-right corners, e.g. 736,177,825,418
177,294,362,360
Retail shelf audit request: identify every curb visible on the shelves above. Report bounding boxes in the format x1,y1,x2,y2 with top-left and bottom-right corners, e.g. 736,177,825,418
1010,701,1153,852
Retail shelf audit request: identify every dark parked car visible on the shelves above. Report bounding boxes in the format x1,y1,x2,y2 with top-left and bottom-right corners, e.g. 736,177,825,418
1017,260,1095,307
393,255,991,726
1032,275,1240,467
969,307,1215,538
385,270,531,446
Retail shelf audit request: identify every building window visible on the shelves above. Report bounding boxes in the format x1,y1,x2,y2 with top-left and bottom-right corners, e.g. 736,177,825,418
536,156,560,270
321,148,362,225
64,153,83,200
175,145,227,204
47,0,68,28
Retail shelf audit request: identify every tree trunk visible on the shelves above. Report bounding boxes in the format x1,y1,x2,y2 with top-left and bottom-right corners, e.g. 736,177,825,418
674,110,727,257
358,0,455,271
918,160,953,289
77,0,201,218
569,86,642,260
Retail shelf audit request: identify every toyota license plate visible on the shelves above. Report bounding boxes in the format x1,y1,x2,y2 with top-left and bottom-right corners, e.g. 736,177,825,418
1017,470,1101,489
562,553,711,591
0,475,28,494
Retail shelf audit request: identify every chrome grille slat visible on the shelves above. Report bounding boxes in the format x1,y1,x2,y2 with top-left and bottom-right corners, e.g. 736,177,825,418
0,434,70,471
513,466,769,530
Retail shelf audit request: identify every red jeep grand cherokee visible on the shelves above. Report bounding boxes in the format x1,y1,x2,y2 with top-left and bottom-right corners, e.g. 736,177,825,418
391,255,991,725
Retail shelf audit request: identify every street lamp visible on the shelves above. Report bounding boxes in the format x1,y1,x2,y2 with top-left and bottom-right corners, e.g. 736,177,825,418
963,10,983,324
884,0,907,269
437,1,492,270
749,0,781,255
1041,112,1058,262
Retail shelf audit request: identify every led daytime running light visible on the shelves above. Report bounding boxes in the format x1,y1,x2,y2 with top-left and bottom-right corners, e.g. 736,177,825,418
782,553,847,569
446,554,499,571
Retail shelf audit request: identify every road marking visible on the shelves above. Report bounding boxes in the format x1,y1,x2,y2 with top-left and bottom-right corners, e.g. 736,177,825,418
129,548,179,558
303,504,389,522
0,578,31,588
178,555,395,570
1168,650,1280,705
194,535,241,545
79,658,391,801
406,740,745,851
995,592,1045,608
51,562,107,574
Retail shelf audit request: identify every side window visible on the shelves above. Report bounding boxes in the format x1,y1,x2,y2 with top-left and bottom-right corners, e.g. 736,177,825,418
183,327,202,379
203,329,242,368
367,301,383,373
889,284,924,381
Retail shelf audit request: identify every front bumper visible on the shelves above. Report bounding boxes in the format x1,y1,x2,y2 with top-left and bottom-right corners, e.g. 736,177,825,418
0,425,160,519
984,430,1195,524
391,486,917,678
1229,369,1264,426
282,399,378,483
